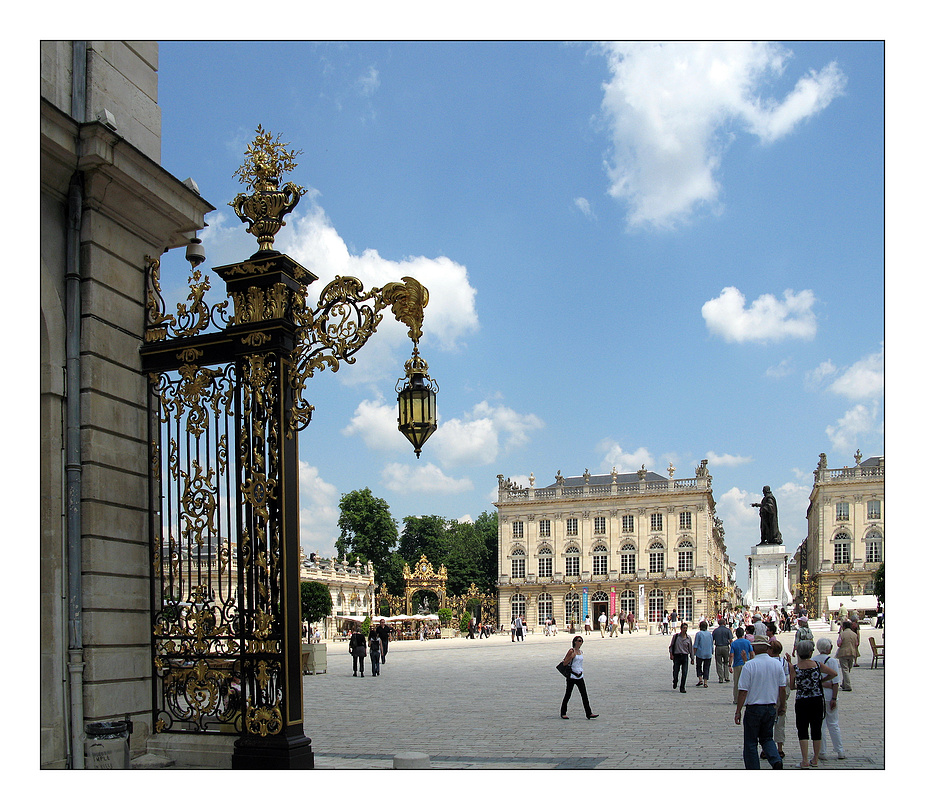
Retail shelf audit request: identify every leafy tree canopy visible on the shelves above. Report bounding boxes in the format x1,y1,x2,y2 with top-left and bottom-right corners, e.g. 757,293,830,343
874,562,884,605
336,488,399,581
300,580,333,628
399,515,448,565
336,489,498,602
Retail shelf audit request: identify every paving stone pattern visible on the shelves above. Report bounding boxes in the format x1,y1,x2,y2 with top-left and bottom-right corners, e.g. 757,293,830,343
305,626,884,770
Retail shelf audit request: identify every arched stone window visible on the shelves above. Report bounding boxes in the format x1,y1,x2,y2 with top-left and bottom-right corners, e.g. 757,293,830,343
620,543,636,574
648,588,665,623
833,531,852,565
592,543,609,576
511,592,526,621
865,528,883,563
832,580,853,596
538,592,553,624
511,547,526,579
649,541,665,574
537,545,553,578
863,579,876,595
565,545,581,577
677,540,694,572
677,587,694,622
620,589,636,615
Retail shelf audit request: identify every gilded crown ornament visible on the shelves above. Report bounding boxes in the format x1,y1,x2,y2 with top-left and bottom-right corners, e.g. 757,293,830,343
231,125,307,255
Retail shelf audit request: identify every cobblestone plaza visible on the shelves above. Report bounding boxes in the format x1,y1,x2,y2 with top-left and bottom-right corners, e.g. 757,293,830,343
304,625,886,770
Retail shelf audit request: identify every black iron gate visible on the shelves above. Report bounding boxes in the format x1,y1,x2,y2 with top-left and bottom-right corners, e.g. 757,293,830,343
141,128,436,767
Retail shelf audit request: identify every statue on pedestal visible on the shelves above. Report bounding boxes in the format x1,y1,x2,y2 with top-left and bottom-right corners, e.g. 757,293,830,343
751,485,783,545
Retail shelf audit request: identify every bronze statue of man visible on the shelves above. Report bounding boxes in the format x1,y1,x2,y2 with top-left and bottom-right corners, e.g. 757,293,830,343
751,486,783,545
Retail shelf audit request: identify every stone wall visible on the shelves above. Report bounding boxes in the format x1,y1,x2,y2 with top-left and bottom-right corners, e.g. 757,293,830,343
40,41,213,768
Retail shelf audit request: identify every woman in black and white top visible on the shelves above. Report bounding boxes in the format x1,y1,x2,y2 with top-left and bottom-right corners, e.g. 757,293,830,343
791,639,837,768
559,636,599,720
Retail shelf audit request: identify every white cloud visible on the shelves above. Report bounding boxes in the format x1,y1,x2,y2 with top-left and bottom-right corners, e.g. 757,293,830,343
574,197,595,218
825,403,882,454
598,440,653,471
356,66,380,96
828,345,884,400
381,462,473,494
431,401,544,468
765,359,793,379
343,396,543,468
705,452,753,468
596,41,846,228
702,286,817,343
298,461,341,558
277,201,479,384
806,359,838,389
342,396,406,452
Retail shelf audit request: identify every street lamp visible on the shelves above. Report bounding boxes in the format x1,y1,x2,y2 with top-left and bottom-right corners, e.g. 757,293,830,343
396,347,438,458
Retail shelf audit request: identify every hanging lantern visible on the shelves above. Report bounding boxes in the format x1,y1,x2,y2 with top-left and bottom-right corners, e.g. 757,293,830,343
396,349,438,458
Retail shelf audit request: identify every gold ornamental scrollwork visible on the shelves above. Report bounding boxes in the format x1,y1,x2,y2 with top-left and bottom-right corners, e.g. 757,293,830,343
230,125,305,255
287,275,430,436
245,704,284,737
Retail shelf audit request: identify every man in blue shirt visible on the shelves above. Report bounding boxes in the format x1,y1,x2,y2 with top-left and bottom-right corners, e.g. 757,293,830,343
712,618,734,683
730,626,754,704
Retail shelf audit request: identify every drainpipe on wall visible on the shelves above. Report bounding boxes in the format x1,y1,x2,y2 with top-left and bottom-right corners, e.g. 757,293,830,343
65,39,87,770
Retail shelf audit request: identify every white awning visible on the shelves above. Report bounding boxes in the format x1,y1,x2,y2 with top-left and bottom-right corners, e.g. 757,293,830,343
826,595,878,612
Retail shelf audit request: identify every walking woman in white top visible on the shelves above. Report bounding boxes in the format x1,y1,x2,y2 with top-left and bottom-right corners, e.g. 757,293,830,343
559,636,599,720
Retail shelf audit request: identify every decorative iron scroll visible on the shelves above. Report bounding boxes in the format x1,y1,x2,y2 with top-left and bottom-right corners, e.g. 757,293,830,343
151,363,242,733
143,127,434,762
144,255,230,342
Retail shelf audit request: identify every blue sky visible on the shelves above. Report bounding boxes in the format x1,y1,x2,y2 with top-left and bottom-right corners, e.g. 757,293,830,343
155,40,885,583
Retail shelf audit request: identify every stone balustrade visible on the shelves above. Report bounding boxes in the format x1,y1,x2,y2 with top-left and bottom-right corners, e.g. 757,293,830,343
498,475,708,502
815,462,884,484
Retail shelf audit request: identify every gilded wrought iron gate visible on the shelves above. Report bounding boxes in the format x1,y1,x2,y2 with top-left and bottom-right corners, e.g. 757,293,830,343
141,128,436,768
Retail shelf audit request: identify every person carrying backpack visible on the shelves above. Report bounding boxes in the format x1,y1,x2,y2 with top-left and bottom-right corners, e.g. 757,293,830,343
792,616,814,656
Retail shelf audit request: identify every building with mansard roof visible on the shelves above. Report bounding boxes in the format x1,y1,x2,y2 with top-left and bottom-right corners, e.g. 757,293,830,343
494,462,735,632
790,451,884,618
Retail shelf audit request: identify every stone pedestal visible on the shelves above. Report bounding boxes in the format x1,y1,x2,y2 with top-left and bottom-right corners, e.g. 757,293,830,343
743,544,792,612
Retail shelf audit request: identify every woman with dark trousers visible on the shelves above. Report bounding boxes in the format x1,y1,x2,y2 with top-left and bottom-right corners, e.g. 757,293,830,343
349,628,367,677
791,639,837,767
559,636,599,719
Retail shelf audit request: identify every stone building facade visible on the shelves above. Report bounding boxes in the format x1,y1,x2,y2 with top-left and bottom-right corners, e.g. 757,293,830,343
41,41,212,767
792,451,884,617
300,554,376,638
495,463,735,631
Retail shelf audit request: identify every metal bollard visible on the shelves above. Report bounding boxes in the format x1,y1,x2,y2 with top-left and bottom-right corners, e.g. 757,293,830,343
393,751,430,769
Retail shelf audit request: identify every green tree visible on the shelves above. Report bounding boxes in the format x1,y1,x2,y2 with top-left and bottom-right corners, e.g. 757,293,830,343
377,551,408,600
443,511,498,595
336,488,399,583
874,562,884,605
399,515,448,567
300,580,333,635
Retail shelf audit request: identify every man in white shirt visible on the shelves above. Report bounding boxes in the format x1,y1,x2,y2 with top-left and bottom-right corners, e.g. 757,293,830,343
734,635,786,769
599,611,607,638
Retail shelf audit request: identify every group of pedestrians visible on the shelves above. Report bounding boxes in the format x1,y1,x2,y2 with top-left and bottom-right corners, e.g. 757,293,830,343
347,618,391,677
660,611,864,769
732,621,862,769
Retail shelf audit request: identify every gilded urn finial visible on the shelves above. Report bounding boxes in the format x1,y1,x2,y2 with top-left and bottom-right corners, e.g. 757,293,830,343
230,125,306,255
